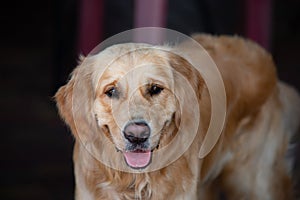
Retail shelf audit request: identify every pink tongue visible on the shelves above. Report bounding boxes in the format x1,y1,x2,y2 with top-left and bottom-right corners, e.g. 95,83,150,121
124,150,152,169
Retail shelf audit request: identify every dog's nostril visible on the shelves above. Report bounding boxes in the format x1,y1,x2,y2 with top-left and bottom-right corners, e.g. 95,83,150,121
123,121,150,144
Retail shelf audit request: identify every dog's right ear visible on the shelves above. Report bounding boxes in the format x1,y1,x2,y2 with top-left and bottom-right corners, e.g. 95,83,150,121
54,54,89,137
54,56,99,143
54,72,76,134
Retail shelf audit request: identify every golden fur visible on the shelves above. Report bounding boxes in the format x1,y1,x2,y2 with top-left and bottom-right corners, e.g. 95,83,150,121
55,34,300,199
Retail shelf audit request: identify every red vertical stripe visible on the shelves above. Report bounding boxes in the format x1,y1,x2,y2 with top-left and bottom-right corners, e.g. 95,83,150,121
133,0,168,44
134,0,168,28
78,0,104,55
245,0,272,50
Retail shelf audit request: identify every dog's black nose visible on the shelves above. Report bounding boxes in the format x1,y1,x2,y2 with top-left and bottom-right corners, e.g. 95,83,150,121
123,121,150,144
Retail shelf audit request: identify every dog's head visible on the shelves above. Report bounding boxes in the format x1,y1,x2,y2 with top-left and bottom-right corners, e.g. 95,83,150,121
55,43,203,170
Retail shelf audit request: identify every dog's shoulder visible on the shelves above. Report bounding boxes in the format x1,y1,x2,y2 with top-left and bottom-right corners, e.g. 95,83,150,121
193,34,277,117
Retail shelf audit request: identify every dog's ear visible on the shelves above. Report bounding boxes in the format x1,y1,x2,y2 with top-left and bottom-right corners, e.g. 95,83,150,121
167,52,205,128
54,72,77,134
54,54,88,134
55,56,100,145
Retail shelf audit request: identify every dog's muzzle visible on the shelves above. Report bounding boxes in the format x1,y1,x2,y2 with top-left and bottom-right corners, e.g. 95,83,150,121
122,120,152,169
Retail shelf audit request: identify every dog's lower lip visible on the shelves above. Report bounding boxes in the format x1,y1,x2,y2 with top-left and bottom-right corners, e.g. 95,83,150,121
117,144,158,153
124,148,150,153
132,149,147,153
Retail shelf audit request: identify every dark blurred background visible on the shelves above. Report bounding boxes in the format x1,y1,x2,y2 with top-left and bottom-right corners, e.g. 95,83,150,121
1,0,299,199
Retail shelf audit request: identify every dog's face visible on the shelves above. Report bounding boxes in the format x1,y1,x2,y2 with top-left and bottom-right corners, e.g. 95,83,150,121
93,48,178,169
55,44,203,170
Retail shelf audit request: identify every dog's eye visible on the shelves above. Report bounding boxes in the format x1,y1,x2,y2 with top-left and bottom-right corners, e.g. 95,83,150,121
149,84,164,96
105,87,119,98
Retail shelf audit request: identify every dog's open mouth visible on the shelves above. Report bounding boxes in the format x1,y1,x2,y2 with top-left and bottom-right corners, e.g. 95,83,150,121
123,149,152,169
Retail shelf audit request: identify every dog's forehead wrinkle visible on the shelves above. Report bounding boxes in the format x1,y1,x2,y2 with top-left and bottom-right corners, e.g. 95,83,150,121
94,50,174,93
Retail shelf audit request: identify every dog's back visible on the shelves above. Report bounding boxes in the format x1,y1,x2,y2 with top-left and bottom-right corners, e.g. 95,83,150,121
193,34,300,199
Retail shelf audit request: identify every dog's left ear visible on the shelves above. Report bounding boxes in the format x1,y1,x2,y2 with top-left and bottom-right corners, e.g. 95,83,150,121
167,52,205,128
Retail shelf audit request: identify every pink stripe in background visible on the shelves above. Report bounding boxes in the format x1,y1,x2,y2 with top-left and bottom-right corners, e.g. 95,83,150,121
78,0,104,55
245,0,272,50
133,0,168,44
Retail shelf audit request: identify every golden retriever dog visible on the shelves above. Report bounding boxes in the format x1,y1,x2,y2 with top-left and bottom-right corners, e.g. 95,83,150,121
55,34,300,199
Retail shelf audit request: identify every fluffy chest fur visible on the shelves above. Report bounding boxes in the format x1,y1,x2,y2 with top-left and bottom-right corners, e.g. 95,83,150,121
74,143,198,200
